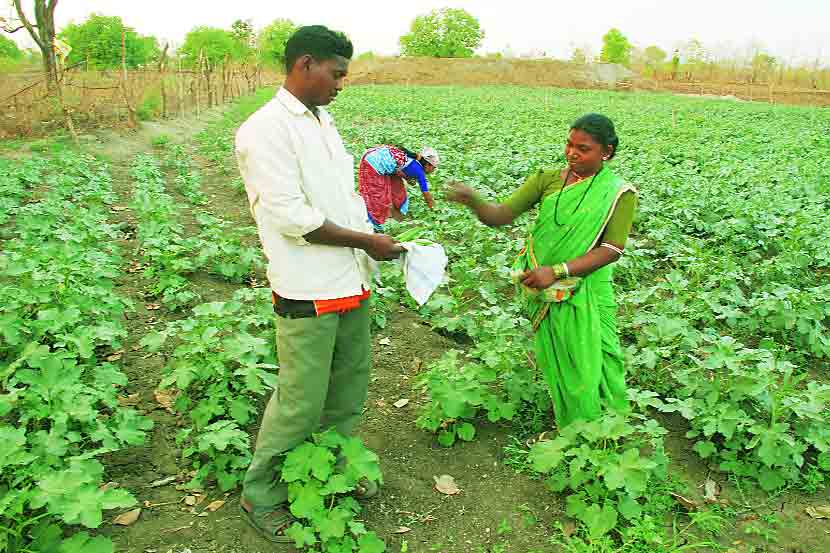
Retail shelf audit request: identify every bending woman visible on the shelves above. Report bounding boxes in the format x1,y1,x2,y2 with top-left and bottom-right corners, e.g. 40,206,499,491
448,114,637,429
358,145,439,232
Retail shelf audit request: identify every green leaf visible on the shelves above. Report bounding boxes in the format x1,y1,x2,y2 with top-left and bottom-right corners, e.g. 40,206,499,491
758,467,786,491
325,536,358,553
357,532,386,553
29,523,63,553
139,330,167,351
565,495,588,519
601,448,652,496
63,487,135,528
437,429,456,447
545,473,569,493
579,501,618,540
315,430,347,450
197,420,247,452
318,506,351,541
341,437,382,483
229,397,252,425
338,496,361,514
456,422,476,442
282,442,335,483
694,441,717,459
59,533,114,553
617,495,643,521
349,520,368,536
0,426,36,468
321,474,353,495
528,437,569,473
288,480,325,519
285,522,318,549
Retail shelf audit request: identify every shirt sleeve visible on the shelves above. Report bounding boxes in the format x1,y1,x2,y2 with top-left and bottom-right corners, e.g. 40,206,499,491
502,171,546,217
236,127,326,243
402,160,429,192
600,191,638,248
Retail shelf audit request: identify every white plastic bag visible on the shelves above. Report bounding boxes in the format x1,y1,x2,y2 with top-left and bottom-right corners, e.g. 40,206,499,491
398,241,448,306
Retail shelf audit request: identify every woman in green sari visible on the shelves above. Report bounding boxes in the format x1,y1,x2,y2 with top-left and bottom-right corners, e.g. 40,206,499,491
448,114,637,429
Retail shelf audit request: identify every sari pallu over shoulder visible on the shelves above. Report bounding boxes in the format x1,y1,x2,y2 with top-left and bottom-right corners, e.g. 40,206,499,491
514,169,636,330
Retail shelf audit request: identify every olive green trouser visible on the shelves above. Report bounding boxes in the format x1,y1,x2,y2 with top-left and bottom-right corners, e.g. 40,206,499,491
242,301,371,508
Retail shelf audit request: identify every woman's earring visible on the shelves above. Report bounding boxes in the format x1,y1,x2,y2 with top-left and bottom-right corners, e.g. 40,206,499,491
602,156,609,160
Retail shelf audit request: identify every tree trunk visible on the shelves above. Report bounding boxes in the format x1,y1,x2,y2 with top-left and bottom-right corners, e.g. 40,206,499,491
222,53,230,103
159,43,169,118
120,28,137,128
177,58,184,115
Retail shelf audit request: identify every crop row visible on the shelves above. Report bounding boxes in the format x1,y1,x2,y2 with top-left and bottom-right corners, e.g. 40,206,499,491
0,150,153,553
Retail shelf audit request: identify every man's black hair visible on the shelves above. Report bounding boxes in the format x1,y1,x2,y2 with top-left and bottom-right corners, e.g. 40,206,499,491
284,25,354,73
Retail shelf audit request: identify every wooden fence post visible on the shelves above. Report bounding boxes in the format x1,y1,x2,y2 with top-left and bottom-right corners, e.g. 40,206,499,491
159,43,169,118
196,49,204,115
120,28,138,128
177,58,184,116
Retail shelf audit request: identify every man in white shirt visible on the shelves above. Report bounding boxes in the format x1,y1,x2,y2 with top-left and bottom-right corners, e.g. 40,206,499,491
234,25,403,542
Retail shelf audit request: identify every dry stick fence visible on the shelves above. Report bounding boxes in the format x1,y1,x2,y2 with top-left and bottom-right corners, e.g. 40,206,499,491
1,52,277,138
630,77,830,107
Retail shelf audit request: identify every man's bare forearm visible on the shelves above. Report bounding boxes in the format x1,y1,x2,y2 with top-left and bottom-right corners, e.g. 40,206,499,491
305,220,404,261
304,220,371,249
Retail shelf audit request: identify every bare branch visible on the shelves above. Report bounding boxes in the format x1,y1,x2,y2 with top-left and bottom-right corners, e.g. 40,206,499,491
2,23,33,33
11,0,44,50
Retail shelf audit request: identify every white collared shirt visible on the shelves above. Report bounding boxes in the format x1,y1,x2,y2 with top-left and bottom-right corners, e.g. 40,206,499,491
235,88,375,300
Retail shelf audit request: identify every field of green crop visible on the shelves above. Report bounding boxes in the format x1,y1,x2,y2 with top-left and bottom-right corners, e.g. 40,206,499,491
2,85,829,553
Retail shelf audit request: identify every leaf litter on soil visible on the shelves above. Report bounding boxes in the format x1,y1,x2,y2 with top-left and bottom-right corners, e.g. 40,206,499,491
433,475,462,495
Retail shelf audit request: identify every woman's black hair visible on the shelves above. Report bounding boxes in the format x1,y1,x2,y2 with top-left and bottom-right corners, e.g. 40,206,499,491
570,113,620,159
284,25,354,73
395,145,418,159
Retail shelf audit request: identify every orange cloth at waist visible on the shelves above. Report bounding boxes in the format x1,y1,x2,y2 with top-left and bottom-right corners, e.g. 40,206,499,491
272,288,371,317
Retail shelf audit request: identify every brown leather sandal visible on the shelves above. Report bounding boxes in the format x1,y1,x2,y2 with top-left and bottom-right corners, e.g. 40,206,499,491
239,499,296,544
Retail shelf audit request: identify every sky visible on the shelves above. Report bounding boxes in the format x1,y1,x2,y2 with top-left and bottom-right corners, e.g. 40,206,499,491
5,0,829,64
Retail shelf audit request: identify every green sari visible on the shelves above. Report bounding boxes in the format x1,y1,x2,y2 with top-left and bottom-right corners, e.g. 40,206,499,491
514,168,636,428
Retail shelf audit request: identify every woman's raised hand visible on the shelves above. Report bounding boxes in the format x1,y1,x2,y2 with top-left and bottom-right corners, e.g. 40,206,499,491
446,182,477,206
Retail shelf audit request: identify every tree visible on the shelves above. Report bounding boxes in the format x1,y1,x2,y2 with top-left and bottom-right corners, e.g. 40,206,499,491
230,18,256,61
644,46,666,67
3,1,60,90
681,38,709,80
399,8,484,58
671,49,680,80
230,19,255,49
179,26,236,69
643,45,666,77
257,18,297,69
0,33,23,59
59,14,159,69
751,51,777,83
0,34,22,70
179,26,236,107
570,46,589,65
600,28,632,65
